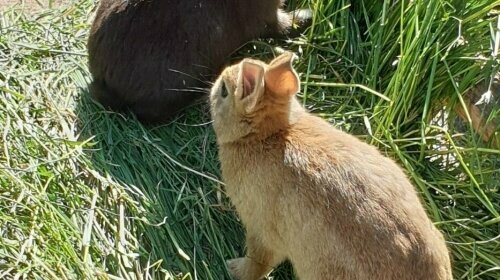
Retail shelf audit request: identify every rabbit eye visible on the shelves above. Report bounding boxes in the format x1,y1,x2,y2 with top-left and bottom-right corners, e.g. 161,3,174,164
220,83,228,98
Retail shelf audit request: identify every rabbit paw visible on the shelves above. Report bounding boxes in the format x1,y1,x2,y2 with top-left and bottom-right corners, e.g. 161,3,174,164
226,258,245,280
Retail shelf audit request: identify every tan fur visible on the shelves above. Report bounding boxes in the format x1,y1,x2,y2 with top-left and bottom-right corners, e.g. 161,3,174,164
454,89,498,148
210,52,453,280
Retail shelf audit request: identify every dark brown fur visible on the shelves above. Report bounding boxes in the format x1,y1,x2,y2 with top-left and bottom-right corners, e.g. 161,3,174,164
87,0,311,123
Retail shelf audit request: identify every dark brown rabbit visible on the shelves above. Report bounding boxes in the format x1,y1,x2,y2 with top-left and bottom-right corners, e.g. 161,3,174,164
209,52,453,280
87,0,311,123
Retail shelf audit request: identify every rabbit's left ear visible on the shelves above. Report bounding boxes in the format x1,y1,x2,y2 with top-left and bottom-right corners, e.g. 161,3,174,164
236,60,265,113
265,51,300,97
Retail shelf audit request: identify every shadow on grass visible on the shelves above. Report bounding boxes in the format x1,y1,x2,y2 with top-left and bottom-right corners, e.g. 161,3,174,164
74,90,245,279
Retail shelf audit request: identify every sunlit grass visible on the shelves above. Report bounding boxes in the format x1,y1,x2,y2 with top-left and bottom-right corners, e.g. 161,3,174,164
0,0,498,279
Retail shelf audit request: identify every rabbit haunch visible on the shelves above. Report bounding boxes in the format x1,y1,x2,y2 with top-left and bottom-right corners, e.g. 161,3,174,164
209,52,452,280
87,0,311,123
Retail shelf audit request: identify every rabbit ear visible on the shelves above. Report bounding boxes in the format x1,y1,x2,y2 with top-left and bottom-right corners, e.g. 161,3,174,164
237,60,265,113
265,52,300,97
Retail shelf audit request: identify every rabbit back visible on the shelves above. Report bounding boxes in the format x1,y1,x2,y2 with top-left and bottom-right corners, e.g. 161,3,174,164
219,112,452,280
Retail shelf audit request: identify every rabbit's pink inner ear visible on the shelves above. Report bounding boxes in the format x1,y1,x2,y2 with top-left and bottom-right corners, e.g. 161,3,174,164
243,75,254,99
241,62,263,99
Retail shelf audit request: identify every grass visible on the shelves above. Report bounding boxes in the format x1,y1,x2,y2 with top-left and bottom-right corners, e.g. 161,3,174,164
0,0,499,279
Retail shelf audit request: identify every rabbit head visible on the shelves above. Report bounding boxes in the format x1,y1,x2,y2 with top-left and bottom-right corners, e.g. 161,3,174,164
210,52,304,144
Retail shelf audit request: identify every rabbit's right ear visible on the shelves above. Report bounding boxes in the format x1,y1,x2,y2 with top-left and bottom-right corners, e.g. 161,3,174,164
265,52,300,97
236,60,265,113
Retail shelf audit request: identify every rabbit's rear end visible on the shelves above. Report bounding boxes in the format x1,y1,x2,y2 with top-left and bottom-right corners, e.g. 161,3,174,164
209,52,452,280
87,0,311,123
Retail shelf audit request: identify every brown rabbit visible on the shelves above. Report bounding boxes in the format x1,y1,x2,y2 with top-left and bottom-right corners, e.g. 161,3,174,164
87,0,311,123
209,52,453,280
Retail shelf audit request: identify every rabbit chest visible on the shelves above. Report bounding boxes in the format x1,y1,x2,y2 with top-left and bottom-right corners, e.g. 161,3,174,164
218,141,300,249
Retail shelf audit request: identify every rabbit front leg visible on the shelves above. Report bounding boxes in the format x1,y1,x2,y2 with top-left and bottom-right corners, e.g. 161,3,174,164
227,235,284,280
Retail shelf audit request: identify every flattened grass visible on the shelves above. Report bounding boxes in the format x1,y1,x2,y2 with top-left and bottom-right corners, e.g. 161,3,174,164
1,3,241,279
0,0,499,279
